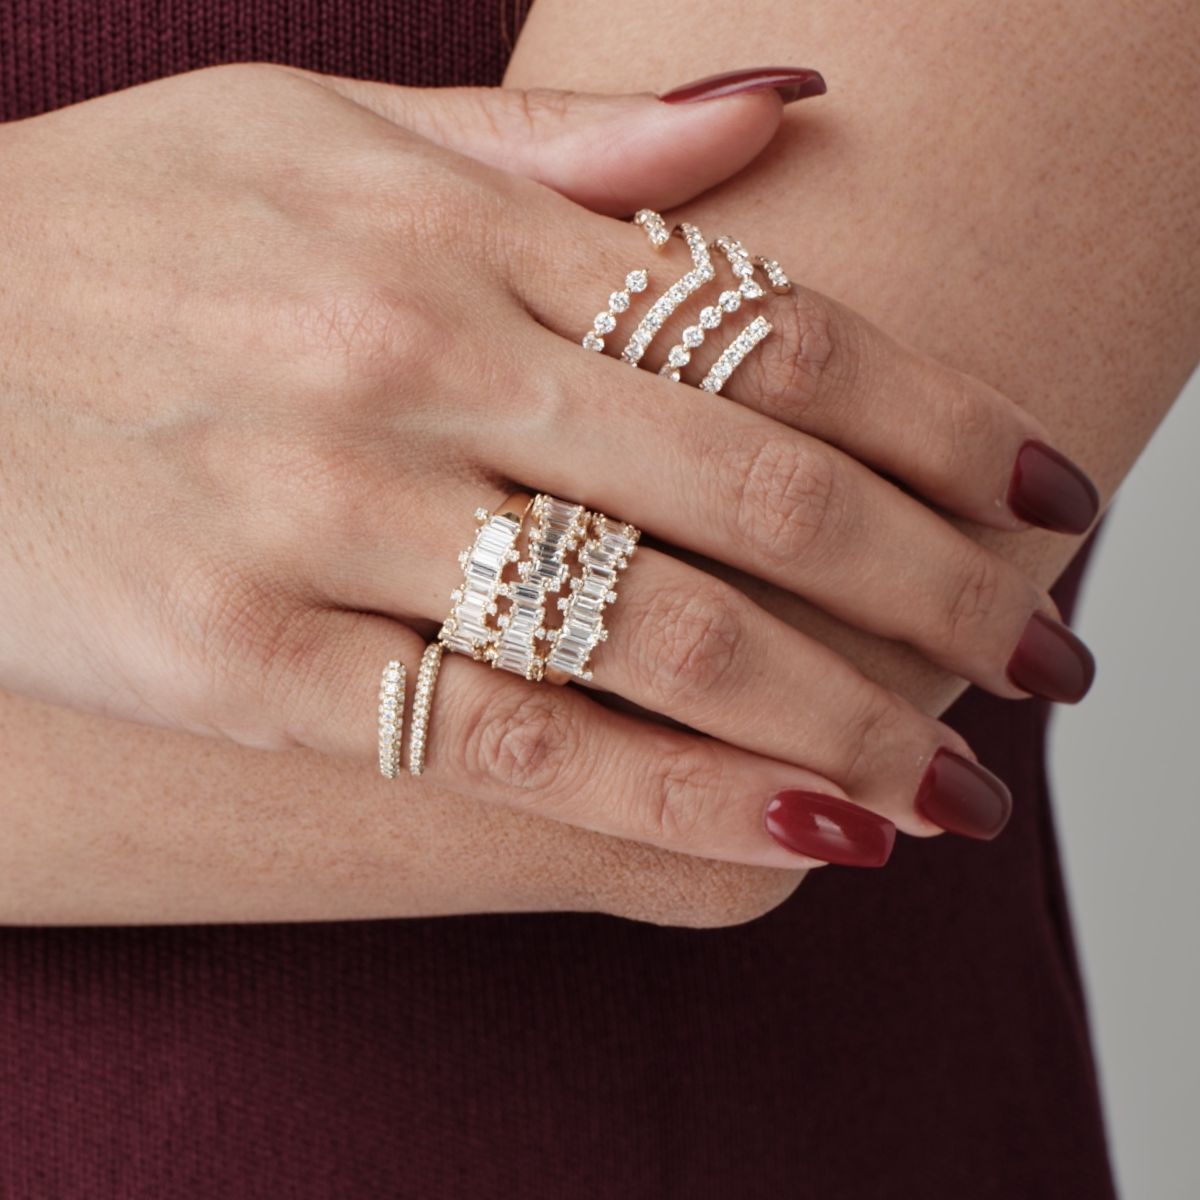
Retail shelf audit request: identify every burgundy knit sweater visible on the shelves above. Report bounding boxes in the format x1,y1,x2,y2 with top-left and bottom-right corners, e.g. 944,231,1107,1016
0,3,1117,1197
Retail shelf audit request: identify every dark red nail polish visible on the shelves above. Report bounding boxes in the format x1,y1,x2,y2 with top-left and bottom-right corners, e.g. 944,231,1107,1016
914,750,1012,841
1007,611,1096,704
659,67,827,106
1007,440,1100,534
764,791,896,867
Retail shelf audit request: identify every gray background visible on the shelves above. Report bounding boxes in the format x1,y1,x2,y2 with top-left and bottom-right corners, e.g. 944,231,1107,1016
1051,367,1199,1199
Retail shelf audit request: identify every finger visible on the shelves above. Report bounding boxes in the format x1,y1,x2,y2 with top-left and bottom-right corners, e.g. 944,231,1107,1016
530,542,1010,839
721,285,1102,536
304,490,1011,842
269,607,898,870
516,209,1101,534
298,70,821,215
486,325,1096,704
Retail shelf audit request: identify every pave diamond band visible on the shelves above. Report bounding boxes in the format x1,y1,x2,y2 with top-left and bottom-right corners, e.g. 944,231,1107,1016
620,221,716,367
700,314,774,393
659,234,767,382
408,641,444,777
377,660,406,780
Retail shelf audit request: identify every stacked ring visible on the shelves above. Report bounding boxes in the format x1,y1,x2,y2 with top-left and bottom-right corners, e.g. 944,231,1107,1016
577,208,791,394
439,493,639,687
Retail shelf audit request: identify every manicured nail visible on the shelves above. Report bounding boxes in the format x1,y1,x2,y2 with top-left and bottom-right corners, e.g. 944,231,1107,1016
1006,611,1096,704
659,67,827,106
914,750,1012,841
764,791,896,867
1007,440,1099,534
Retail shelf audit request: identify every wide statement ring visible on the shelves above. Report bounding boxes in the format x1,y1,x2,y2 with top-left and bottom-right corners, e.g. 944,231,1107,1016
439,492,640,686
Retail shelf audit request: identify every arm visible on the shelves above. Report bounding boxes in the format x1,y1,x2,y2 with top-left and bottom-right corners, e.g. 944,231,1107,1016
506,0,1200,713
3,3,1194,930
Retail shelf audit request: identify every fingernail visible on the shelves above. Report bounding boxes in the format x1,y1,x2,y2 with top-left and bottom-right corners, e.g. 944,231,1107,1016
1007,439,1100,534
914,750,1012,841
1006,611,1096,703
764,791,896,867
659,67,827,106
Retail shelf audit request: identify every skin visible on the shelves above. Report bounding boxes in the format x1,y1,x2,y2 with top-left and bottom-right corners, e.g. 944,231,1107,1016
2,0,1197,926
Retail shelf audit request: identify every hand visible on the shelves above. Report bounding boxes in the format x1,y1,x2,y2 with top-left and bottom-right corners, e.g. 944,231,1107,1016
0,63,1094,872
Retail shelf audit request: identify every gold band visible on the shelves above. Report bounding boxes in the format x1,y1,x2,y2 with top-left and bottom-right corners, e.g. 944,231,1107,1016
377,660,406,780
407,641,444,778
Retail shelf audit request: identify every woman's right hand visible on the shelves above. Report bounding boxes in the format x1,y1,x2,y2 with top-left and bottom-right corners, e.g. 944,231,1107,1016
0,63,1095,872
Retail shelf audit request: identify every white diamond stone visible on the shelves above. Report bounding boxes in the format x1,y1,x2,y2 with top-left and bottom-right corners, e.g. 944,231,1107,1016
594,311,616,334
719,290,741,312
609,290,630,313
667,345,691,367
699,306,722,329
740,279,764,300
626,269,648,292
582,331,604,351
682,325,704,348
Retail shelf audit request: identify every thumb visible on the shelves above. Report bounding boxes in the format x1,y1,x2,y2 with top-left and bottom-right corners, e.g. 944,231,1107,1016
313,69,827,215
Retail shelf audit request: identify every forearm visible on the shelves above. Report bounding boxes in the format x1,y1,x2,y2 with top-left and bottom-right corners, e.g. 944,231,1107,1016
507,0,1200,711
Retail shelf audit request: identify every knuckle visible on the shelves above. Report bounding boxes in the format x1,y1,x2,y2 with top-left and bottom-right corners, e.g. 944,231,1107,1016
934,373,999,475
941,551,1003,650
740,286,843,419
842,689,910,786
461,687,576,795
725,435,839,569
503,87,575,138
283,282,441,394
155,558,308,720
625,583,743,709
639,741,723,848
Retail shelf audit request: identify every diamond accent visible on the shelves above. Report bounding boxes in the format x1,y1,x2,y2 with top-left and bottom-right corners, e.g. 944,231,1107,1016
490,494,587,682
547,512,639,683
440,506,524,661
699,315,772,394
620,221,715,367
377,660,406,779
407,642,444,777
633,209,671,249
